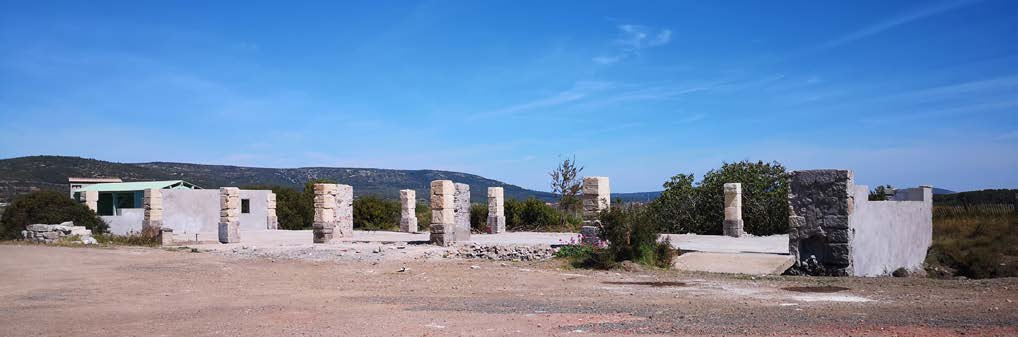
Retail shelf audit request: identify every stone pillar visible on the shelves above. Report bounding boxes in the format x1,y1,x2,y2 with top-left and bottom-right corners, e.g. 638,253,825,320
581,176,611,224
142,188,163,237
218,187,241,243
312,183,337,243
83,190,99,212
335,184,354,238
453,183,471,241
266,192,278,230
723,183,745,237
788,170,854,276
399,189,418,232
430,180,455,246
486,187,505,234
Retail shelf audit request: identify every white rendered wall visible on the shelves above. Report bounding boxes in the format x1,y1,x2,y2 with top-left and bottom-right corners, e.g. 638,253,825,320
849,185,933,276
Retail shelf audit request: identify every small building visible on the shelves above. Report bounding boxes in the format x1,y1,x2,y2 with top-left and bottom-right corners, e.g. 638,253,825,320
71,179,276,236
73,180,200,216
68,177,123,198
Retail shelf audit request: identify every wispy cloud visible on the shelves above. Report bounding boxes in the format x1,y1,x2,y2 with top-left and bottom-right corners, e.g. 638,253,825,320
468,81,613,120
594,24,672,64
819,0,984,49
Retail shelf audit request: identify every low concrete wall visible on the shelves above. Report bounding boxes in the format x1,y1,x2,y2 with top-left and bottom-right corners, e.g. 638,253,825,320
849,185,933,276
102,209,144,235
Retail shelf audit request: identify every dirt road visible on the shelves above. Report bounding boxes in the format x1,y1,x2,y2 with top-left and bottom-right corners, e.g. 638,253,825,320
1,244,1015,336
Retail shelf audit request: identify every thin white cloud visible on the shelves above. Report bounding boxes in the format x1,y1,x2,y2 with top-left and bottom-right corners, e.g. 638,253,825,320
593,24,672,64
469,81,613,120
819,0,984,49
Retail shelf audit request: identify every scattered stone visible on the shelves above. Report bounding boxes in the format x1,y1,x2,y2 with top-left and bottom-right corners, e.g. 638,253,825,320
22,221,97,245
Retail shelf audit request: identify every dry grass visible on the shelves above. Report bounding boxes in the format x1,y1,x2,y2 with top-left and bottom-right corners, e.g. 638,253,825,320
927,212,1018,279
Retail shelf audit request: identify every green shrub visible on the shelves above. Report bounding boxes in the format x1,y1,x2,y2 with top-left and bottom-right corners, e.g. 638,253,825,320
566,204,677,269
470,203,488,232
352,195,400,231
504,197,578,232
93,233,160,246
243,185,311,230
648,160,789,235
415,202,431,231
0,190,108,240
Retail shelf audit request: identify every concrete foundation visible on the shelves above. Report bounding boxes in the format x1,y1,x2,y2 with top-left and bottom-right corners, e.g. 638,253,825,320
788,170,932,276
399,189,418,233
486,187,505,234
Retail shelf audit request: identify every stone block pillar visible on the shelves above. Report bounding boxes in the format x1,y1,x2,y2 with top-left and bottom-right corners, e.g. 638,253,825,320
486,187,505,234
788,170,854,276
266,192,278,230
335,184,354,238
218,187,241,243
581,176,611,224
83,190,99,212
313,183,337,243
399,189,418,232
142,188,163,237
723,183,745,237
453,183,471,241
430,180,455,246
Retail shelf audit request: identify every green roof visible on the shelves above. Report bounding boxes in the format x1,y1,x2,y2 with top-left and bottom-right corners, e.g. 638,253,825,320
75,180,199,192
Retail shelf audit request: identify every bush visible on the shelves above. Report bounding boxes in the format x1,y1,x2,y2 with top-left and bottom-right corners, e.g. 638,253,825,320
415,202,431,231
598,204,676,268
352,195,400,231
648,160,789,235
470,203,488,232
0,190,108,240
504,197,578,232
243,185,311,230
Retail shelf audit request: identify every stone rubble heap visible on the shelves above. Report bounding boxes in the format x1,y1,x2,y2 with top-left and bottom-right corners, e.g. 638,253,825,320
455,244,556,261
22,222,98,245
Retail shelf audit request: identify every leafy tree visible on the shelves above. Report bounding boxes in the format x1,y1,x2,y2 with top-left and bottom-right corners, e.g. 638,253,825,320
469,203,488,232
549,156,583,220
647,173,699,234
0,190,108,239
696,161,789,236
415,202,431,231
352,195,400,231
869,185,894,201
505,197,563,231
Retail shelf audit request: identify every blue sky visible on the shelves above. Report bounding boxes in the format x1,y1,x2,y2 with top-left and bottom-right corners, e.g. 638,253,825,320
1,0,1016,192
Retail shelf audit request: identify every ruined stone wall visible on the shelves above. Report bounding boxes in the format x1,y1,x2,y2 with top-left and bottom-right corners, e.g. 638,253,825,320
788,170,933,277
454,183,471,241
399,189,418,233
430,180,455,246
486,187,505,234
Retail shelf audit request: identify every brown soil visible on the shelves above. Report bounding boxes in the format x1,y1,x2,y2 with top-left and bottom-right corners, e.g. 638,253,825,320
1,244,1016,336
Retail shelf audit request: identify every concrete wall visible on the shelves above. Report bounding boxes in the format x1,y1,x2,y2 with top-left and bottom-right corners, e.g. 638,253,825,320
101,189,273,235
239,190,270,231
102,209,144,235
162,190,219,234
849,185,933,276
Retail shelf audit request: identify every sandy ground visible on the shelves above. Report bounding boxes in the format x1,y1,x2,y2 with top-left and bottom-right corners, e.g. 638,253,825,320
1,245,1016,336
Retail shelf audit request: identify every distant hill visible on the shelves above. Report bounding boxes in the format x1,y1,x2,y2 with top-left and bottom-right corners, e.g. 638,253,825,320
0,156,558,203
933,188,956,195
612,191,662,203
934,189,1018,205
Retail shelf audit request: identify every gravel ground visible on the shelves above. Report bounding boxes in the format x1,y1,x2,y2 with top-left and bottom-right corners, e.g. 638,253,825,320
1,244,1016,336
